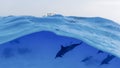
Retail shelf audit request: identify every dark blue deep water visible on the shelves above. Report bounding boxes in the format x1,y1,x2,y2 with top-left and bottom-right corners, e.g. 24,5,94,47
0,31,120,68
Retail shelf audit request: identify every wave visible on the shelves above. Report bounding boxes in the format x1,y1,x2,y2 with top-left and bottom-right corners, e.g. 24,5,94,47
0,14,120,58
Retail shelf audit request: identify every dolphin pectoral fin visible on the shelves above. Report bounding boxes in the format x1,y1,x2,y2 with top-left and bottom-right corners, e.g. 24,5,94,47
100,62,109,65
55,55,63,59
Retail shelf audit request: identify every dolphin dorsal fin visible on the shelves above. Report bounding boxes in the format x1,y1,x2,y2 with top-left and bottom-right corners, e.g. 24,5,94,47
61,45,65,49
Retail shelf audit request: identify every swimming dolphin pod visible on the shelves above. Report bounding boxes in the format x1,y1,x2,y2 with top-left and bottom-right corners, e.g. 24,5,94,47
55,42,83,58
0,14,120,58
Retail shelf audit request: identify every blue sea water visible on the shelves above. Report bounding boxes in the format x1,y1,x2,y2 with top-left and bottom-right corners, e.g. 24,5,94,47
0,31,119,68
0,14,120,68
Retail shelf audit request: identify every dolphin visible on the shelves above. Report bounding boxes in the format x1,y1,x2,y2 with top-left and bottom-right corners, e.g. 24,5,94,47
55,42,83,58
97,50,104,54
81,56,93,62
100,55,115,65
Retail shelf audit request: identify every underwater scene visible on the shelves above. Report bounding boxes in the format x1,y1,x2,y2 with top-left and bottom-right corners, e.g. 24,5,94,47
0,14,120,68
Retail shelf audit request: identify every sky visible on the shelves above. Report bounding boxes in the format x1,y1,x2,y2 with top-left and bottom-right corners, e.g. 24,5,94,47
0,0,120,24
